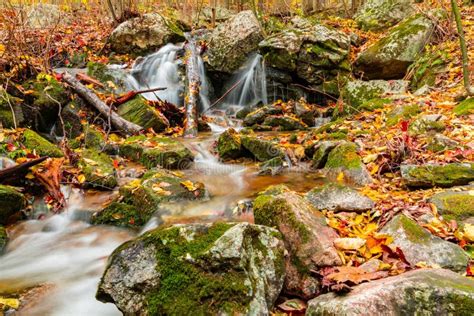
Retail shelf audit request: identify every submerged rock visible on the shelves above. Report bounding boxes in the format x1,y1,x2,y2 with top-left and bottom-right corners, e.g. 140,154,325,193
306,269,474,315
306,183,375,212
109,13,184,54
355,0,415,31
401,163,474,188
97,222,285,315
253,190,341,299
259,157,285,176
216,128,243,160
205,11,264,73
78,149,118,189
381,214,469,272
323,142,372,186
119,135,193,169
117,96,169,132
429,187,474,222
92,202,146,229
355,12,442,79
21,129,63,158
0,185,26,225
241,136,285,162
342,79,408,108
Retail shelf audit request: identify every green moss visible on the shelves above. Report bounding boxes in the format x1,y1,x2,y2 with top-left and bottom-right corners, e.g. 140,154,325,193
409,50,447,90
117,96,169,132
431,193,474,221
78,149,117,189
22,129,63,157
406,163,474,187
454,98,474,116
0,185,26,225
87,62,115,84
241,136,284,162
359,98,391,111
398,215,431,244
0,226,7,253
142,223,253,315
325,131,347,140
386,104,421,127
325,142,362,170
91,202,149,229
0,89,23,128
28,75,69,108
84,125,106,150
216,128,243,159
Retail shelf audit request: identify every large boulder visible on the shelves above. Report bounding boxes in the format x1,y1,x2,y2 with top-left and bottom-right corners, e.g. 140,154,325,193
216,128,244,160
253,189,341,298
97,222,285,315
259,23,350,85
306,269,474,315
401,163,474,188
21,129,63,158
306,183,375,212
117,96,169,132
119,135,193,169
205,11,264,73
241,136,285,162
355,0,415,31
429,187,474,222
109,13,184,54
355,12,442,79
342,79,408,108
381,215,469,272
0,185,26,225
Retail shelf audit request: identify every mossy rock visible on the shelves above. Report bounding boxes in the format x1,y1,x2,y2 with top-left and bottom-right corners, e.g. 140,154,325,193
241,136,285,162
429,188,474,222
119,135,193,169
87,62,115,85
401,163,474,188
306,183,375,212
119,168,207,213
0,88,24,128
83,124,106,150
409,49,447,91
386,104,421,127
381,214,469,272
92,202,150,229
21,129,63,157
258,156,285,176
342,80,408,109
117,96,169,132
216,128,243,160
311,141,339,169
78,149,117,189
57,101,83,138
426,134,458,152
97,222,285,314
354,0,415,31
263,115,307,131
359,98,391,111
0,185,27,225
454,98,474,116
243,106,281,126
0,226,7,253
409,114,446,134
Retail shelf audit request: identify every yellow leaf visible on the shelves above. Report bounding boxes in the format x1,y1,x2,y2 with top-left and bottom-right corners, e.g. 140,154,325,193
25,173,35,180
77,174,86,184
0,44,5,54
0,297,20,309
463,223,474,242
336,172,345,182
180,180,197,191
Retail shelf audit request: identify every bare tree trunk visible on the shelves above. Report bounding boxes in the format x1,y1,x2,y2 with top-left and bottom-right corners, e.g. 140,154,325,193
183,34,200,138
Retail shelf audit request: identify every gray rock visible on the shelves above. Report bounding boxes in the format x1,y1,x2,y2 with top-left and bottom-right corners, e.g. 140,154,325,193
205,11,264,73
241,136,285,162
355,0,415,31
306,269,474,316
401,163,474,188
343,79,409,107
380,215,469,272
429,186,474,222
97,222,285,315
253,190,341,299
259,157,285,176
306,183,375,212
355,12,443,79
311,141,340,169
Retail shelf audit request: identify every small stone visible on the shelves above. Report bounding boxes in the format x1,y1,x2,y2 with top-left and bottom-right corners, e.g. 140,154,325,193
306,183,375,212
429,187,474,222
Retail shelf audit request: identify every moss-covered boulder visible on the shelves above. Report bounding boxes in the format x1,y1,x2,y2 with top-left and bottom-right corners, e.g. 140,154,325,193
355,12,442,79
78,149,117,189
216,128,243,160
354,0,415,31
258,156,285,176
119,135,193,169
342,79,408,108
109,13,184,54
241,136,285,162
91,202,146,229
426,134,458,152
306,183,375,212
263,115,307,131
386,104,421,126
401,163,474,188
253,190,341,299
409,49,447,91
97,222,285,315
83,124,106,150
259,23,350,86
0,88,24,128
0,226,7,253
21,129,63,157
306,269,474,315
117,96,169,132
243,105,282,127
409,114,446,134
0,185,27,225
454,97,474,116
205,11,264,73
323,142,373,186
381,214,469,272
119,169,207,214
429,188,474,222
311,141,340,169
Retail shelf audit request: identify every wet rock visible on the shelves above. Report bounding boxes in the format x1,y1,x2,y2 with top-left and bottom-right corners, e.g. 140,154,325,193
454,97,474,116
92,202,147,230
342,79,408,108
26,4,68,28
56,102,83,138
243,105,283,126
306,269,474,315
263,115,307,131
355,12,443,79
119,168,207,214
401,163,474,188
97,222,285,315
0,226,7,253
386,104,421,126
259,23,350,85
0,88,24,128
216,128,243,160
323,142,373,186
381,214,469,272
355,0,415,31
205,11,264,73
253,190,341,299
119,135,193,169
293,101,316,126
78,149,117,190
0,185,26,225
429,187,474,222
117,96,170,132
311,141,340,169
109,13,184,54
21,129,63,158
259,157,285,176
241,136,285,162
306,183,375,212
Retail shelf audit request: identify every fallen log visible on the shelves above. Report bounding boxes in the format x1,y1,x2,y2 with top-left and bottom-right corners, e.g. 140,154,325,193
59,72,143,134
183,33,201,138
0,156,47,183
